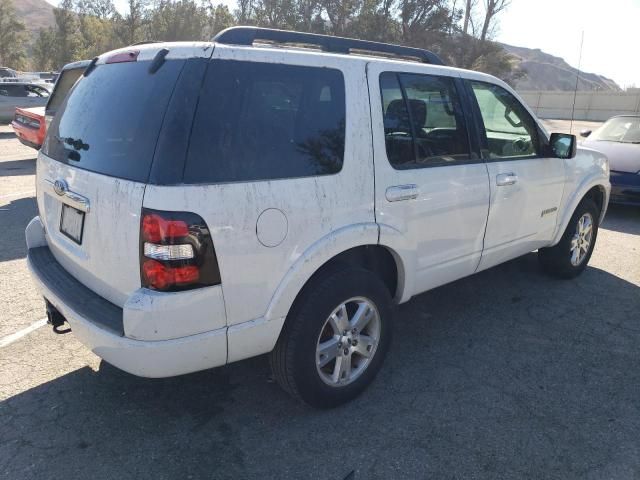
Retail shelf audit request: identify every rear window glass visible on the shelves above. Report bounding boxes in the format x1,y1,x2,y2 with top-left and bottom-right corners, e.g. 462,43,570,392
184,60,345,184
46,67,85,115
43,59,185,183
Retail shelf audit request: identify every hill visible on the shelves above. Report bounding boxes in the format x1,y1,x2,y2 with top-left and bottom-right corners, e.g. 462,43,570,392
13,0,55,35
502,43,620,92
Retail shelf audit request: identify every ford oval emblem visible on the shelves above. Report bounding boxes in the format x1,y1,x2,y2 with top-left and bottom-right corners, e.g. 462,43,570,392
53,179,68,196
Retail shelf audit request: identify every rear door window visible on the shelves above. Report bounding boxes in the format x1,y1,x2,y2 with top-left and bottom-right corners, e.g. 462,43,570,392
43,59,186,183
184,60,346,184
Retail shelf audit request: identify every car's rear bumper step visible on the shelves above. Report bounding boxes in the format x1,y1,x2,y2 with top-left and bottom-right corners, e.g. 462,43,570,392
28,246,124,335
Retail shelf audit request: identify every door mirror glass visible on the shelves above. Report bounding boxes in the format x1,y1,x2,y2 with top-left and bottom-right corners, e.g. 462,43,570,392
550,133,577,159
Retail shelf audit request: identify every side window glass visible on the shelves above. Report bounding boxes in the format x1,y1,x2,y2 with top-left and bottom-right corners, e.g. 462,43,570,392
31,86,50,97
380,72,415,167
399,73,470,166
0,85,20,97
470,81,540,159
185,60,345,184
379,72,470,169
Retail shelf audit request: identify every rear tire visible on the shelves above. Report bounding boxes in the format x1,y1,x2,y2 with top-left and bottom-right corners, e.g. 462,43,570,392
538,198,600,279
270,267,393,408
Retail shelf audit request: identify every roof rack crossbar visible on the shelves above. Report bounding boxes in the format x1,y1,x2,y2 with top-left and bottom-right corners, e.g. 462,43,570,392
213,27,444,66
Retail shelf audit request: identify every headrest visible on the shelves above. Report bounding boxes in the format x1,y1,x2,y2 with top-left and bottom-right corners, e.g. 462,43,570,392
385,99,427,129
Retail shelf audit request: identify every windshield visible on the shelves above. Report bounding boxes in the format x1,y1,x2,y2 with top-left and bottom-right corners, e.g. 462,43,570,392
42,59,185,183
591,117,640,143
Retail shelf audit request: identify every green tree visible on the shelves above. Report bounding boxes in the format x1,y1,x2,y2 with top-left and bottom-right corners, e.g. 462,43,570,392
77,0,117,19
0,0,27,69
32,28,57,70
114,0,148,45
206,3,235,37
147,0,208,41
53,0,83,68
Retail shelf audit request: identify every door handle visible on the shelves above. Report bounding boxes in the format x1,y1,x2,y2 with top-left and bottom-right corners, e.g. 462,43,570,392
496,173,518,186
385,184,419,202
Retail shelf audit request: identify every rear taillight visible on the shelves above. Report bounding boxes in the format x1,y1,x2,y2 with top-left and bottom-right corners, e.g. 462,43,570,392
14,114,40,129
140,209,221,291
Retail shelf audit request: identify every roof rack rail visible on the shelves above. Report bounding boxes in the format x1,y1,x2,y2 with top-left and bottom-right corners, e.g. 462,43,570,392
129,40,161,46
213,27,445,66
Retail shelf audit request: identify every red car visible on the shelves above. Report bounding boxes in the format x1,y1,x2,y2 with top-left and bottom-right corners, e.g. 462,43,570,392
10,59,90,150
12,106,46,149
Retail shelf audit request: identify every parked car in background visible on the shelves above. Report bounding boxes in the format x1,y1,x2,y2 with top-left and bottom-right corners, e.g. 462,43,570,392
26,28,610,408
11,107,46,149
0,83,51,123
10,60,89,149
581,115,640,206
0,67,18,79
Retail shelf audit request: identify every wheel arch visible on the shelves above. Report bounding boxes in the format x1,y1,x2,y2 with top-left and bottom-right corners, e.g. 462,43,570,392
552,181,609,246
264,224,407,324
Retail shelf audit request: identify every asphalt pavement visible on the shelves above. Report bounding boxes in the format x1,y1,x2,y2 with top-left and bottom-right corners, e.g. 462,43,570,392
1,123,639,480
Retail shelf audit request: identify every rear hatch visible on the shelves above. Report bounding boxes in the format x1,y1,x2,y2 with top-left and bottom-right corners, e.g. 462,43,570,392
37,44,213,307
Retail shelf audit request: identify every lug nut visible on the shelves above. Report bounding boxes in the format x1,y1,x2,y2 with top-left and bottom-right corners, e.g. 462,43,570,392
337,342,342,348
352,340,358,346
343,348,349,355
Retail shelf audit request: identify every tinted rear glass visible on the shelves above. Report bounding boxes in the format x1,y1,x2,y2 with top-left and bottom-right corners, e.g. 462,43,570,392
43,59,185,183
46,67,85,115
184,60,345,184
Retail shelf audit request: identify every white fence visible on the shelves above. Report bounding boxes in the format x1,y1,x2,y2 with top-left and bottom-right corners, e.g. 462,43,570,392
517,91,640,121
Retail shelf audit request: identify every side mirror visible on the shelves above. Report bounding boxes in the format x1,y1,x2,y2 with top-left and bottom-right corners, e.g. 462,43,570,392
580,129,592,138
549,133,577,159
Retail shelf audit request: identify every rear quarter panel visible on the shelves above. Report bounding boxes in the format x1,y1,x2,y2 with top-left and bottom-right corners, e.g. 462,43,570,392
143,46,376,327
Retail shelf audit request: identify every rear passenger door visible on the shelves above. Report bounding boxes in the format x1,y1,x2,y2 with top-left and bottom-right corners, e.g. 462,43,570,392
465,79,565,271
367,63,491,299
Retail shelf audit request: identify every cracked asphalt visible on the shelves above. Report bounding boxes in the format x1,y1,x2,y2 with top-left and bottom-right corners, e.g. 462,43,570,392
1,123,639,480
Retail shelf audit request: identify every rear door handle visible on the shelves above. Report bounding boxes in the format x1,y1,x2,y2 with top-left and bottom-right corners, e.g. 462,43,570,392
386,184,419,202
496,173,518,186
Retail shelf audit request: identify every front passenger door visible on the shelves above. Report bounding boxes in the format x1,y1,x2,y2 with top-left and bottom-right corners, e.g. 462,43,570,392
468,80,565,271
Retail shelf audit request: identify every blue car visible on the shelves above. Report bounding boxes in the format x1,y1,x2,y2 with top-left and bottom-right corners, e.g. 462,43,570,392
581,115,640,206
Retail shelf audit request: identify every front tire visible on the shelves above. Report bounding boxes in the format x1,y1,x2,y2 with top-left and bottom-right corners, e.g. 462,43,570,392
538,198,600,278
270,267,393,408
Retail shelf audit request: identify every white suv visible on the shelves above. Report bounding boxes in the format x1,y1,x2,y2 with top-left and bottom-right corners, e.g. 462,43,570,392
26,27,610,407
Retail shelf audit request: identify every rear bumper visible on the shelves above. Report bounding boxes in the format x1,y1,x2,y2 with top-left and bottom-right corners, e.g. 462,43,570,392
27,244,228,378
610,171,640,206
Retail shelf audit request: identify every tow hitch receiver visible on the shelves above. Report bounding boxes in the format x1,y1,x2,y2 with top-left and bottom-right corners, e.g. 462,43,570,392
45,300,71,334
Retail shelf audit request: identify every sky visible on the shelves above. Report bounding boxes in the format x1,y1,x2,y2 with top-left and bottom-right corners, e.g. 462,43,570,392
45,0,640,88
495,0,640,88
